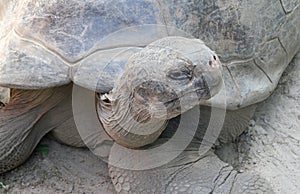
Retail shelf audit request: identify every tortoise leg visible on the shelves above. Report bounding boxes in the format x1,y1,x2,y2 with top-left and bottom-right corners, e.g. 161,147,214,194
108,106,273,193
213,105,257,167
108,145,274,194
48,88,85,148
0,84,72,174
49,116,85,147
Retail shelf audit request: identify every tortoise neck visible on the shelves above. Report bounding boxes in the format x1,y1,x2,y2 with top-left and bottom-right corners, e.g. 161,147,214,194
96,86,167,148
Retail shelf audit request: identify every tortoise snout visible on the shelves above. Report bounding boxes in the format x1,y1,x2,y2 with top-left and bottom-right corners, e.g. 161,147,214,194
202,69,223,97
193,54,223,99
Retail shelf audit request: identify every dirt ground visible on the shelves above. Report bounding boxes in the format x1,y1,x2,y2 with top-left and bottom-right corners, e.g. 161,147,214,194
1,54,299,194
1,137,116,194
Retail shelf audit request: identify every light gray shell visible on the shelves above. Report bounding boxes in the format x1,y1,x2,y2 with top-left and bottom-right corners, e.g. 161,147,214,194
0,0,299,109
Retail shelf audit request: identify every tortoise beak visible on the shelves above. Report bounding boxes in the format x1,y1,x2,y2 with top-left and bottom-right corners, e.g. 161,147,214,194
193,56,223,100
201,69,223,99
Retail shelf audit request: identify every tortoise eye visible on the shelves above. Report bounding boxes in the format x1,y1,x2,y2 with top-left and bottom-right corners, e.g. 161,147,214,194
167,69,192,80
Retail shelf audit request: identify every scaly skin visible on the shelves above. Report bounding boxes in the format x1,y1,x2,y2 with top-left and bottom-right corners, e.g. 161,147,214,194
0,84,72,174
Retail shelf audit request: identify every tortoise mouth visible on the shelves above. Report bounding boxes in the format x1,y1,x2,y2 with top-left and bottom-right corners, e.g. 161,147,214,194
162,87,211,119
163,87,210,105
162,73,223,119
163,74,213,106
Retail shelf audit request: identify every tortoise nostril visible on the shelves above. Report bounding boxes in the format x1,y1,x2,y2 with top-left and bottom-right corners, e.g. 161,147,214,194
209,60,213,66
213,55,217,60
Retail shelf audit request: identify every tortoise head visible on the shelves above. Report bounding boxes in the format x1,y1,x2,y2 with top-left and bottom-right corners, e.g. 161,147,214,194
97,37,223,148
124,37,223,120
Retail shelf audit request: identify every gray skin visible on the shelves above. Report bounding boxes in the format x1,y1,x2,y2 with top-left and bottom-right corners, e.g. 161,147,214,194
98,37,223,148
0,0,299,193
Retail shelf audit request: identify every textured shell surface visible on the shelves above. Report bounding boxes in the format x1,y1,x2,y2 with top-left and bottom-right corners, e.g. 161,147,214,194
0,0,298,108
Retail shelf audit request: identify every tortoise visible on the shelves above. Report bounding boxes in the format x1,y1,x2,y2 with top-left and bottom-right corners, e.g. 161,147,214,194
0,0,299,193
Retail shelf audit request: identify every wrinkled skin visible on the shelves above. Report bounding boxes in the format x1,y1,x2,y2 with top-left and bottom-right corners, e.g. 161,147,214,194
0,0,299,193
97,37,223,148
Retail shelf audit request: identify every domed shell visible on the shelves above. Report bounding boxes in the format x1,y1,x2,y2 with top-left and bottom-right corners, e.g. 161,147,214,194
0,0,298,109
0,0,187,91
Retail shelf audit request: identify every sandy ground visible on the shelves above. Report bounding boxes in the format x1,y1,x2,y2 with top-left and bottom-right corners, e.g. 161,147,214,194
1,54,299,193
0,138,116,194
